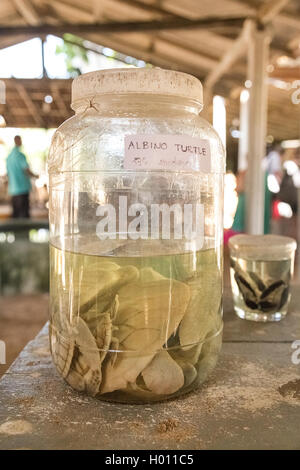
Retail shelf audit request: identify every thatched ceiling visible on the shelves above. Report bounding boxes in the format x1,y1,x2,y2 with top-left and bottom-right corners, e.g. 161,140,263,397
0,0,299,140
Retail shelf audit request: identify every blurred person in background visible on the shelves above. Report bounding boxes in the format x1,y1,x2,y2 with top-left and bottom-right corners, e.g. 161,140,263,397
264,143,284,184
270,147,300,239
234,144,285,234
277,147,300,213
232,164,271,235
294,147,300,168
6,135,37,218
263,144,285,233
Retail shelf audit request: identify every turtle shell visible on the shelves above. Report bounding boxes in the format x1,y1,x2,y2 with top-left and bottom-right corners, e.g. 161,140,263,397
50,324,75,379
66,318,102,396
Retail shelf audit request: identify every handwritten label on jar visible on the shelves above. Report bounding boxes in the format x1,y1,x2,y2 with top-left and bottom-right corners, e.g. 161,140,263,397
124,134,211,172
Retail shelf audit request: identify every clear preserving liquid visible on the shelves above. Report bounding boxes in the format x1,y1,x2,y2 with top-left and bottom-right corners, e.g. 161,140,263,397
49,244,223,402
230,256,293,322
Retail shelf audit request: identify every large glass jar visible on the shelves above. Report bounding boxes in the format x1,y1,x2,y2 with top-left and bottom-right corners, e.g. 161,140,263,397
48,68,225,403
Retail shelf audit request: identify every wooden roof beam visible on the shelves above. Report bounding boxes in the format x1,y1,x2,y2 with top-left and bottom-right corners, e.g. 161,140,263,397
204,0,292,90
15,83,46,128
270,67,300,80
2,78,73,88
0,34,36,50
154,37,219,71
205,20,252,89
229,0,296,27
45,0,94,23
93,0,105,22
83,32,206,78
257,0,291,25
11,108,65,117
274,13,300,31
0,16,248,37
50,84,69,115
13,0,41,26
109,0,180,19
0,103,15,128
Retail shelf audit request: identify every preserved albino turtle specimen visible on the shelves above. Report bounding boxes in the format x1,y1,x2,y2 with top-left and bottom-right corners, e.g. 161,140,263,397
99,276,190,394
179,271,222,349
50,317,102,396
50,245,223,402
66,318,102,396
50,325,74,379
141,351,184,395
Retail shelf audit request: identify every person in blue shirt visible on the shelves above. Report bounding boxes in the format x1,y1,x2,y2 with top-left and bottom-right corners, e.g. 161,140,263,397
6,135,37,218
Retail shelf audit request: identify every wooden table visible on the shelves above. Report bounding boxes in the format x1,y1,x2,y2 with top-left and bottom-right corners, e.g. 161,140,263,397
0,286,300,450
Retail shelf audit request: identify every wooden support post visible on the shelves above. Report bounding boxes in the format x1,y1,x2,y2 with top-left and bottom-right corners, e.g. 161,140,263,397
238,89,250,172
245,22,271,235
41,38,47,78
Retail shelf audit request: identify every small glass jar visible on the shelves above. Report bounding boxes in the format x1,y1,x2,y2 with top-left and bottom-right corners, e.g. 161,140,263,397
229,234,297,322
48,68,225,402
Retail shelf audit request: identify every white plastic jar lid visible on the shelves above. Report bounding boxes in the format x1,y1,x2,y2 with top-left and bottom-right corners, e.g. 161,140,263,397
71,67,203,107
228,234,297,260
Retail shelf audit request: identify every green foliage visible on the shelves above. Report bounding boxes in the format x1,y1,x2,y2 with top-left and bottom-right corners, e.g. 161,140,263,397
0,231,49,294
55,34,89,77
